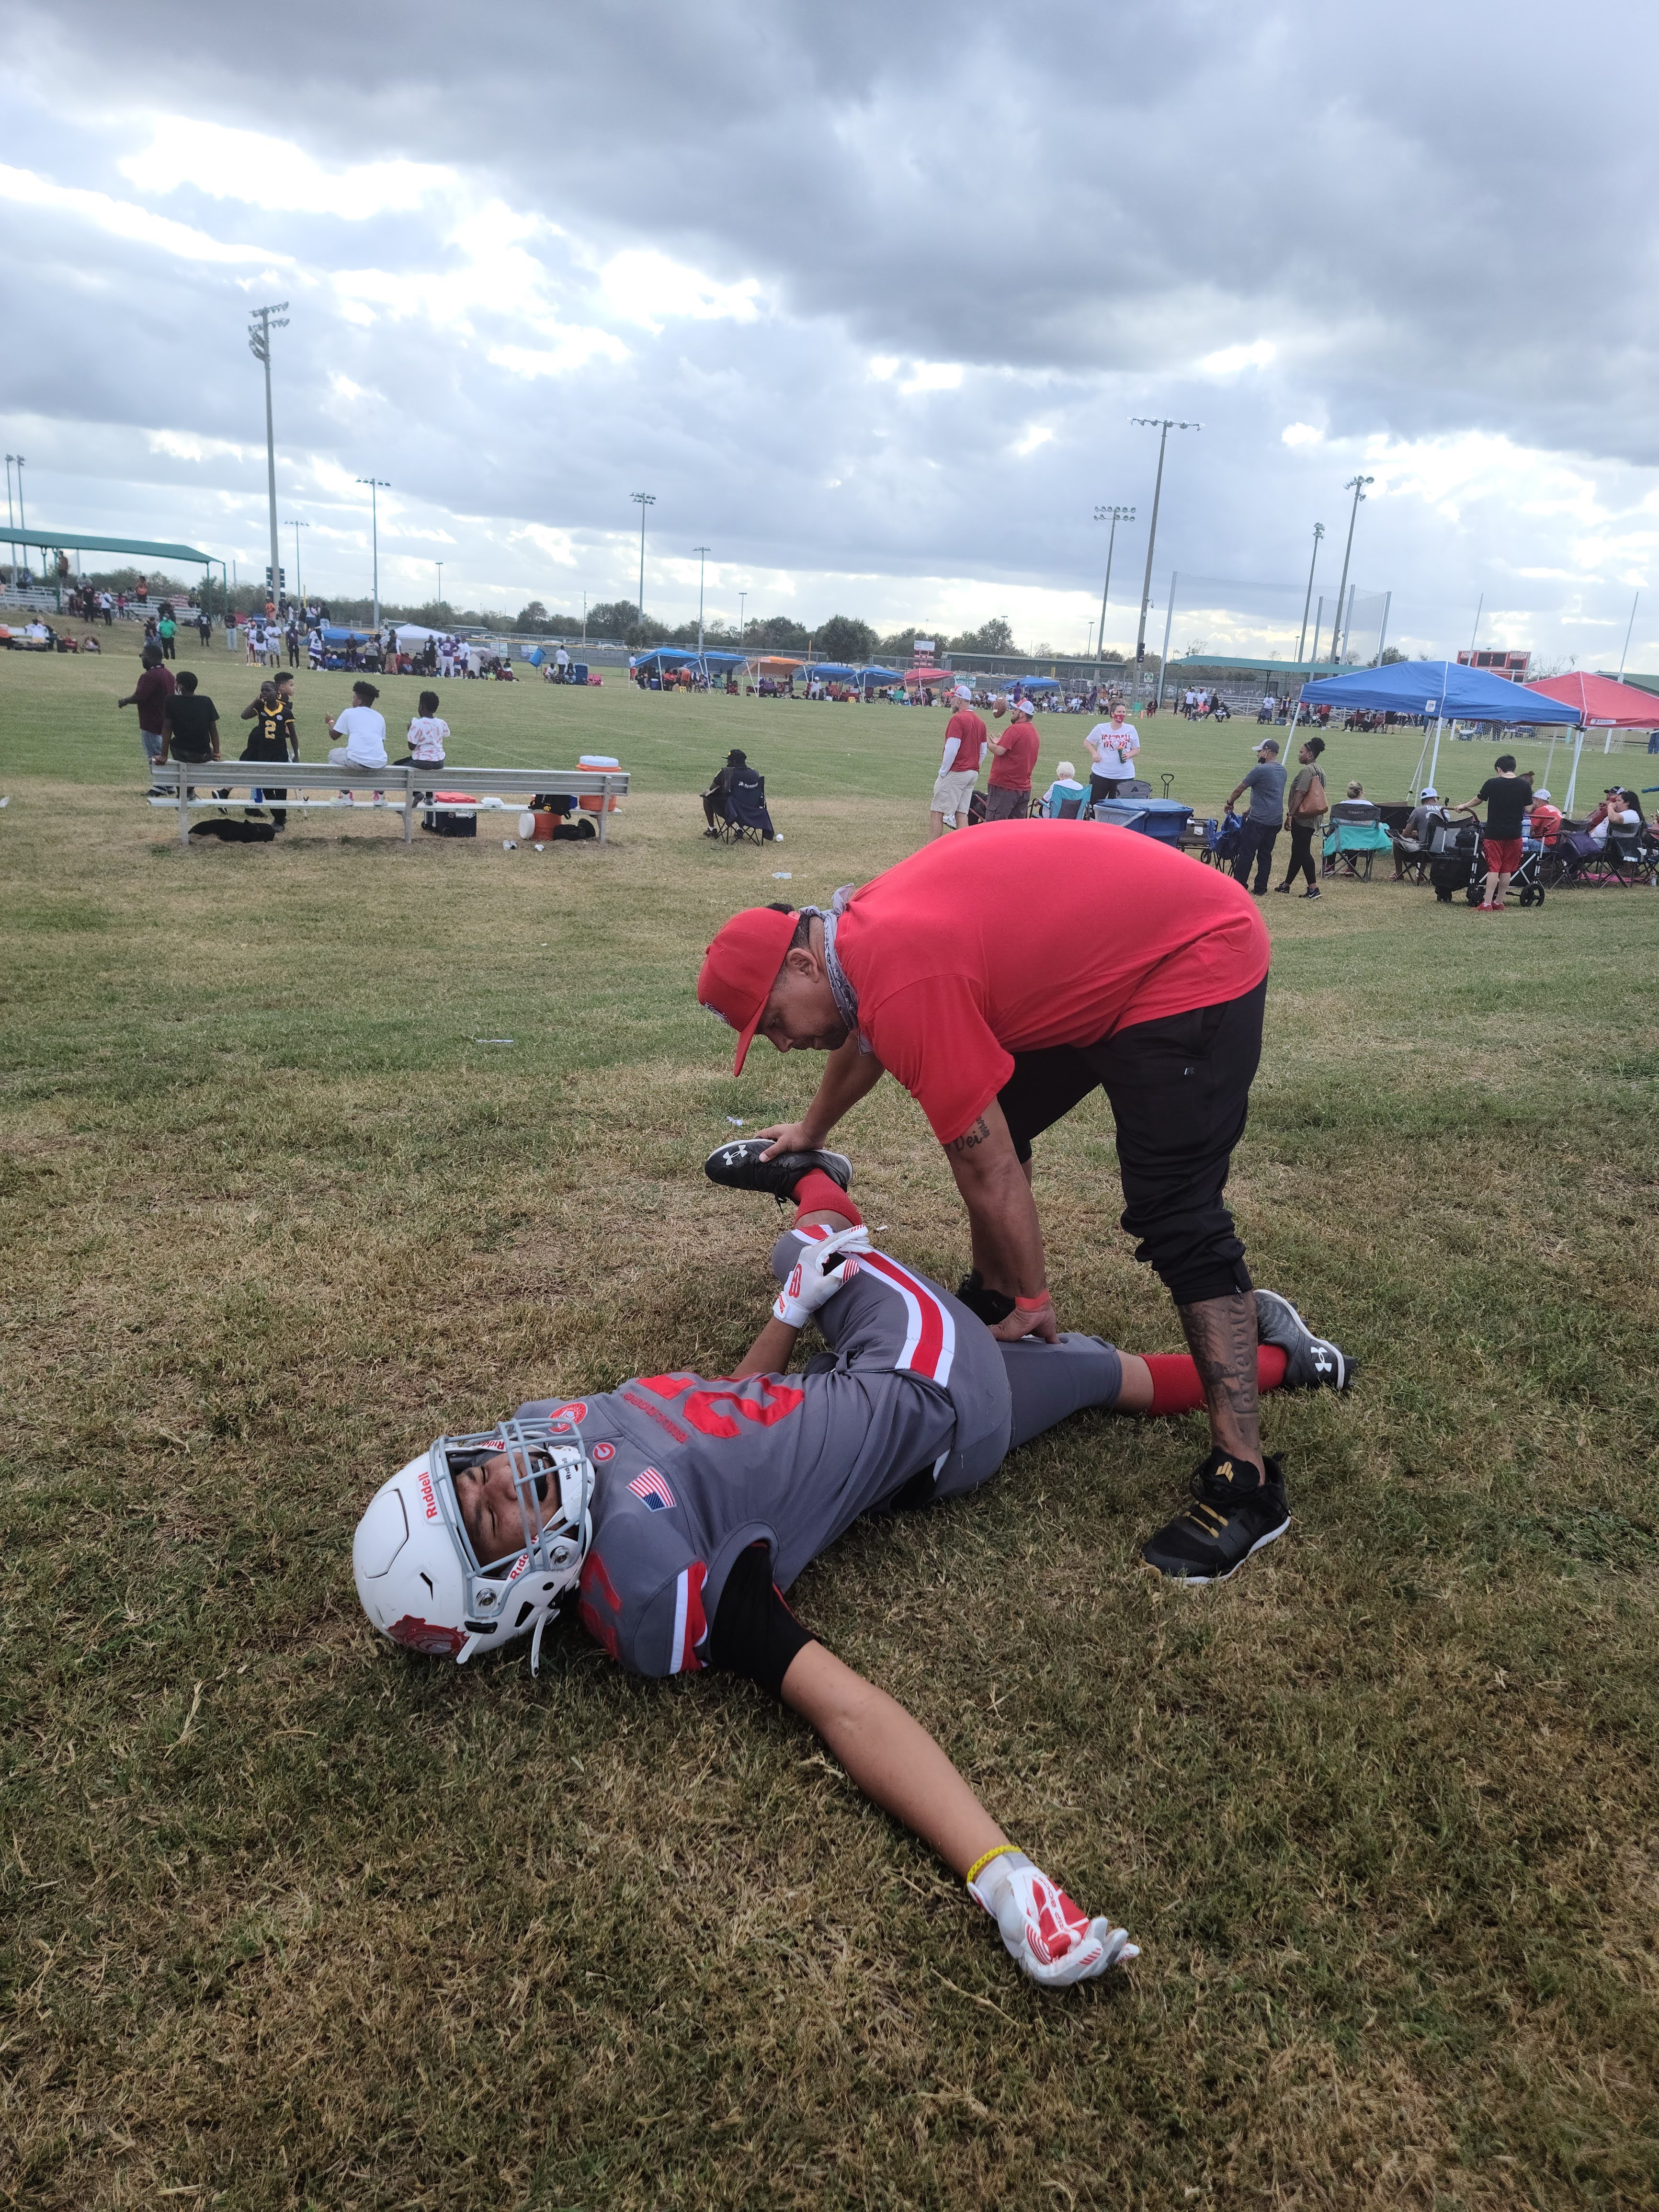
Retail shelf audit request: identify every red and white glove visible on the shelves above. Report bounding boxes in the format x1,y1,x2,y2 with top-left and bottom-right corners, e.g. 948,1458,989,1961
967,1847,1137,1989
772,1225,871,1328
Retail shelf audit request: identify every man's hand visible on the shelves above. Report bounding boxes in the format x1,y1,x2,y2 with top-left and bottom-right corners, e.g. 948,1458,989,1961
969,1850,1138,1988
756,1120,819,1162
773,1225,871,1327
987,1293,1058,1344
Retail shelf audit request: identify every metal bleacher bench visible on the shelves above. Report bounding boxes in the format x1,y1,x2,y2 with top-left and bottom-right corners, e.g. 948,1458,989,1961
148,762,631,846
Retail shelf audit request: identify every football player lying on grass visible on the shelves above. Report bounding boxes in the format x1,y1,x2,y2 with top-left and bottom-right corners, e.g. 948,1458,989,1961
354,1141,1352,1990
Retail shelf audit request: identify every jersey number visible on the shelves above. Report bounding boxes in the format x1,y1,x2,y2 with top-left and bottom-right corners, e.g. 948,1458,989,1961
635,1371,805,1439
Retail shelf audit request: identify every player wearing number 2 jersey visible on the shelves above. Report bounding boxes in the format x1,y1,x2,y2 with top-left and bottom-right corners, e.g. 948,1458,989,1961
354,1149,1349,1988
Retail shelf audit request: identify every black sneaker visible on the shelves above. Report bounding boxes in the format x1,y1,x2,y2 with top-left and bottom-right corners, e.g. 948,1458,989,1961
1141,1451,1290,1585
704,1137,852,1205
955,1270,1016,1325
1254,1289,1355,1391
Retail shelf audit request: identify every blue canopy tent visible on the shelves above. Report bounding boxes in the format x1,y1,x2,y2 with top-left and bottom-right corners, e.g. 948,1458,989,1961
858,664,902,684
1297,660,1581,798
806,662,859,683
696,650,745,670
321,625,375,645
1012,675,1061,692
633,648,696,684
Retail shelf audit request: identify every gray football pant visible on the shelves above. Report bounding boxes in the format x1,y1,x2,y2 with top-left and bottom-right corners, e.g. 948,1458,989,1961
1000,1333,1124,1451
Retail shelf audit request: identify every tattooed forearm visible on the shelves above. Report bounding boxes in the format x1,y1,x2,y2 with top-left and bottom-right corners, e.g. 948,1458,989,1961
1175,1292,1263,1467
948,1117,992,1155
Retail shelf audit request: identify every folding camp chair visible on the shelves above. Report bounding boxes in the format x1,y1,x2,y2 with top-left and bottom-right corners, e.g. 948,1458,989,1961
1321,802,1391,879
713,767,778,845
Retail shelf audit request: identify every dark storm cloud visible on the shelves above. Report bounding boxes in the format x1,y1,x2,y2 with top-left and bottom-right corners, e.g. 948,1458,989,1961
2,0,1657,650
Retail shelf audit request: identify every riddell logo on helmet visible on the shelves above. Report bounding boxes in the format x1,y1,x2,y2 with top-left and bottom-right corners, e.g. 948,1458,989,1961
419,1466,439,1521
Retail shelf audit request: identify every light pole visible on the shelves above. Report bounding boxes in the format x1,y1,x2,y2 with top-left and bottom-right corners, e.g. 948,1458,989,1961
738,588,748,652
434,559,444,613
1130,418,1200,672
356,478,390,631
1093,504,1135,665
631,491,655,635
284,519,309,612
1295,521,1325,669
5,453,20,579
1329,474,1373,666
248,302,289,610
694,544,712,654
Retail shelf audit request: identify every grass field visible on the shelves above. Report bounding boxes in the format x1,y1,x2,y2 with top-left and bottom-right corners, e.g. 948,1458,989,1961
3,647,1659,2210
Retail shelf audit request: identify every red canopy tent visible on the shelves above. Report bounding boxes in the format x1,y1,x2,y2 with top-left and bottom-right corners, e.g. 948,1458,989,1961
1523,672,1659,813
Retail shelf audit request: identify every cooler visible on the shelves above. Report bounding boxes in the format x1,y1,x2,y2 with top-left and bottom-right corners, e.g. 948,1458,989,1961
578,753,622,813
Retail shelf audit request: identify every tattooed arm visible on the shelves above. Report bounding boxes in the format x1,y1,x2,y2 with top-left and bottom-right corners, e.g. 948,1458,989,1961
943,1101,1058,1342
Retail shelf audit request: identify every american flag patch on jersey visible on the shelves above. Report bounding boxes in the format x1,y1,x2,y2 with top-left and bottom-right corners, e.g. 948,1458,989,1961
627,1467,676,1512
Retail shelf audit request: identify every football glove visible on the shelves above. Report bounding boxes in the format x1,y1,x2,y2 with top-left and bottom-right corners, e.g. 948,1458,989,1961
968,1848,1138,1989
772,1225,872,1328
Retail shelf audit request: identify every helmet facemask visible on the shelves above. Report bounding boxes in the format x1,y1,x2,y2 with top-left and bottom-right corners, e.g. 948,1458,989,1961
354,1415,594,1675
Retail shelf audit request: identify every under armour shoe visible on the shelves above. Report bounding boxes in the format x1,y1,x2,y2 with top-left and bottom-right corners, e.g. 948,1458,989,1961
955,1270,1016,1325
1254,1289,1355,1391
704,1137,852,1205
1141,1450,1290,1585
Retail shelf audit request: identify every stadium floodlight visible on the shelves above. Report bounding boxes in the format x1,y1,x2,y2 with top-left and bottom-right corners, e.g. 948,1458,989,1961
248,304,289,616
1329,476,1374,664
738,588,748,650
284,519,309,612
1130,420,1200,668
1092,505,1135,664
356,479,391,631
1296,522,1326,669
435,559,444,611
631,492,656,631
694,545,712,655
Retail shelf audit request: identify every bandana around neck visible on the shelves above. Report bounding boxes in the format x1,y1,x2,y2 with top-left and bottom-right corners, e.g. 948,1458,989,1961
800,886,869,1051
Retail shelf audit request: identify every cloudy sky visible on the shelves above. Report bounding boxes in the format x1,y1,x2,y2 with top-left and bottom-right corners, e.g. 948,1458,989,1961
2,0,1656,665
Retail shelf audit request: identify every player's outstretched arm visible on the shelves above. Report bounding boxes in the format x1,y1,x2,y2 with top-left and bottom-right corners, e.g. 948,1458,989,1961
780,1641,1136,1988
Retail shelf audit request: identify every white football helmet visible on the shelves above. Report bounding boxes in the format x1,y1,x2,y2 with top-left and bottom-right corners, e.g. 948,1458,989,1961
353,1417,594,1674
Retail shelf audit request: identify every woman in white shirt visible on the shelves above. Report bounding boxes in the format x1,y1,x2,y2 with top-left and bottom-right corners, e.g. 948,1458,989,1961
1083,707,1141,807
326,680,388,799
1589,790,1641,847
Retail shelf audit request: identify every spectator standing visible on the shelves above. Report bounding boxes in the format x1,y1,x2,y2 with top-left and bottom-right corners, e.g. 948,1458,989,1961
196,605,212,646
157,611,177,662
240,674,300,830
1084,703,1141,807
555,644,571,680
117,643,176,792
1452,753,1530,911
157,670,220,783
1275,736,1328,898
326,681,388,801
984,699,1039,821
396,690,449,768
929,689,988,837
1225,738,1286,896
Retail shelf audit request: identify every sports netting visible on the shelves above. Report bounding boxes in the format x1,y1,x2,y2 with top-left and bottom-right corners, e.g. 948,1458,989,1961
1161,574,1391,666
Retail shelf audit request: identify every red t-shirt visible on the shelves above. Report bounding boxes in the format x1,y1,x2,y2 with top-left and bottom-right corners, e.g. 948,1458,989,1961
943,709,986,774
835,820,1270,1143
133,663,176,734
988,719,1039,791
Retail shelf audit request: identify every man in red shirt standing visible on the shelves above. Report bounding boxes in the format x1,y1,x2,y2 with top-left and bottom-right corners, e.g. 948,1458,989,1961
117,641,176,793
985,698,1039,821
697,821,1354,1585
929,687,987,838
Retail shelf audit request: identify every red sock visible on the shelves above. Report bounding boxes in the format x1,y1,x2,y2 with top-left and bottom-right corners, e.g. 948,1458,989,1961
792,1170,862,1226
1142,1345,1287,1416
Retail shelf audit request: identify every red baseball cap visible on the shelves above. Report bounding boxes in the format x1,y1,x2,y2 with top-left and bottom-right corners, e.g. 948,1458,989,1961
698,906,797,1074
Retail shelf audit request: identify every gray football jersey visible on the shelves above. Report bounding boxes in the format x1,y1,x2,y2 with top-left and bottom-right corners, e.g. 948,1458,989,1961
513,1227,1012,1679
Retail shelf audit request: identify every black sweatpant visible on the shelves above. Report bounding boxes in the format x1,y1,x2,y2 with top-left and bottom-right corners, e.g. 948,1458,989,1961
241,738,292,829
1283,820,1318,888
995,978,1267,1307
1232,819,1279,893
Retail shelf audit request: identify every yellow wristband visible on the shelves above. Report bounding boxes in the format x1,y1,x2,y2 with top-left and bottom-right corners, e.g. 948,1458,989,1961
965,1842,1020,1889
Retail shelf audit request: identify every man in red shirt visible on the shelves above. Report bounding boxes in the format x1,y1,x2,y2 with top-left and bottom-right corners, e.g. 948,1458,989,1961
697,821,1353,1585
929,688,986,838
117,642,176,791
985,699,1039,821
